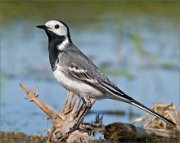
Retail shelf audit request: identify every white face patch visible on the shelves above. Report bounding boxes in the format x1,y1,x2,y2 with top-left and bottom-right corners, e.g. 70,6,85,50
45,20,68,36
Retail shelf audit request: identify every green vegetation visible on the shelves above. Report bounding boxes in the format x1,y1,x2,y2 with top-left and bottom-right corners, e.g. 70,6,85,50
1,131,178,143
0,132,46,143
1,1,179,24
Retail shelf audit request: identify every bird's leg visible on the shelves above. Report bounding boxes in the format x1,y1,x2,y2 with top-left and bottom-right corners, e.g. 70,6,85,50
75,98,96,129
72,102,90,131
65,97,96,136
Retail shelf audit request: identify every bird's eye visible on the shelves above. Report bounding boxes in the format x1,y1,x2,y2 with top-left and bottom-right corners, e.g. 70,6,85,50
55,24,59,29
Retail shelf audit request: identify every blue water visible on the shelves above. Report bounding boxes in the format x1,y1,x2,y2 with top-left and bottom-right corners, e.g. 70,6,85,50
0,18,179,135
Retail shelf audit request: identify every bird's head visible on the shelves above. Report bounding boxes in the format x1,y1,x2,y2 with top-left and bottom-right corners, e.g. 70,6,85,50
37,20,70,40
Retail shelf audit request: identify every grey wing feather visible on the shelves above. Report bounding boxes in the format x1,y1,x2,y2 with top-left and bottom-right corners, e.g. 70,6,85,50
57,44,176,126
61,45,111,83
60,45,132,101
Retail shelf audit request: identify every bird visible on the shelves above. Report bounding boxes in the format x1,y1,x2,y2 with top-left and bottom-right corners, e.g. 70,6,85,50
36,20,176,134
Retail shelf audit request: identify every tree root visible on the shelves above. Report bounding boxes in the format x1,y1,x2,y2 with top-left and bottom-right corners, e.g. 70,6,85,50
19,83,180,143
19,83,101,143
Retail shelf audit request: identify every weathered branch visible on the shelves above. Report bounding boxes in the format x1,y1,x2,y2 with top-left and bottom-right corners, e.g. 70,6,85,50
19,83,96,143
104,122,179,142
19,83,180,143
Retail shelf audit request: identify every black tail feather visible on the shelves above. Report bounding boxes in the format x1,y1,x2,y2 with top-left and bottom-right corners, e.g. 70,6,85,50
130,99,176,126
99,80,176,126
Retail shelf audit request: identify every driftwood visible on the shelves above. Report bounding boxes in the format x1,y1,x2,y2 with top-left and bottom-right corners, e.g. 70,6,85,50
19,84,99,143
132,102,180,130
104,122,179,142
19,83,180,143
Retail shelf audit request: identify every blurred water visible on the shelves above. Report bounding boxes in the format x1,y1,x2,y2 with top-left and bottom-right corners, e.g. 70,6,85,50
0,16,179,136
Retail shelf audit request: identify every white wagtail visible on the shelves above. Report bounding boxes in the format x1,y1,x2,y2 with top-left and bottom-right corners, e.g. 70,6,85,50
36,20,176,132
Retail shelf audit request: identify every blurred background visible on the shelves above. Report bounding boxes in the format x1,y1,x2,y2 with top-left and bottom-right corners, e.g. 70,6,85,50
0,0,179,136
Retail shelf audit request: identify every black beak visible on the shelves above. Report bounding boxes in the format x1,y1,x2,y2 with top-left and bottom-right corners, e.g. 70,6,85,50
36,25,47,30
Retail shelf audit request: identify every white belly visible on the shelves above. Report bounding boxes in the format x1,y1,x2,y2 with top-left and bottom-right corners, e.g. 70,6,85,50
53,69,103,98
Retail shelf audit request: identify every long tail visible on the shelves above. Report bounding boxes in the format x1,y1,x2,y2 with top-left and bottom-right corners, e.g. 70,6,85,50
100,81,176,126
130,99,176,126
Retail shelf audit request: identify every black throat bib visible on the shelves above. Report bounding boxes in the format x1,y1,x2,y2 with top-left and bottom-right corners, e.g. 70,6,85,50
46,30,66,71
